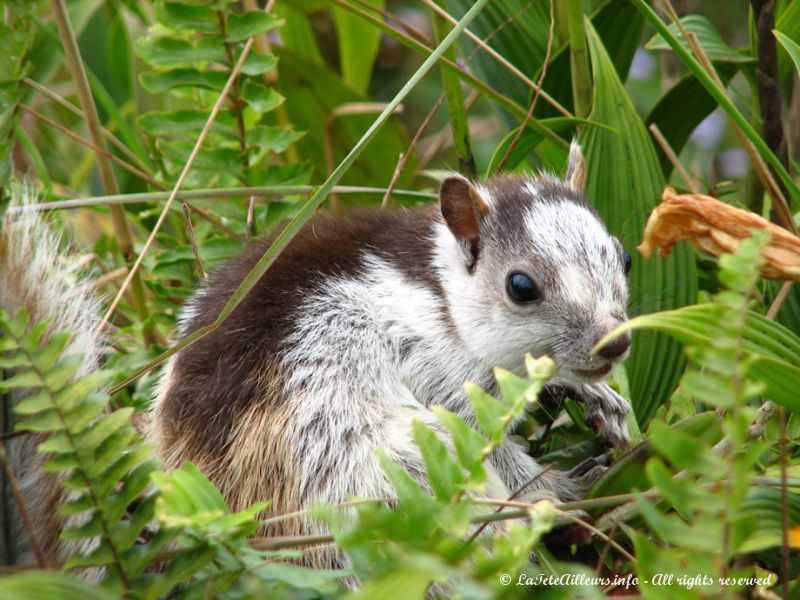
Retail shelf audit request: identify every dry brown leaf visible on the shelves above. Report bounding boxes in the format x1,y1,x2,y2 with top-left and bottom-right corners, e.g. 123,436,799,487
637,187,800,281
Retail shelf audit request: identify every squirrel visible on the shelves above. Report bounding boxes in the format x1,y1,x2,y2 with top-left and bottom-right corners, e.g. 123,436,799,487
1,142,632,571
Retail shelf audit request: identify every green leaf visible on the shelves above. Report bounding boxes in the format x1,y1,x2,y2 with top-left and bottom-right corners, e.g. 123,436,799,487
158,140,242,173
241,52,278,76
645,63,738,178
635,493,723,552
105,460,158,522
451,0,643,122
93,447,154,497
30,330,72,372
581,19,696,426
247,124,305,154
60,494,94,517
464,382,508,443
632,0,800,206
138,109,237,136
774,30,800,74
588,412,722,500
37,431,73,454
76,408,134,454
139,68,227,93
0,572,118,600
486,117,588,176
649,420,721,474
158,545,216,586
679,370,735,408
90,430,145,485
739,487,800,552
43,452,79,472
606,305,800,412
135,37,226,68
20,321,49,352
240,80,285,113
332,0,385,94
226,11,282,42
349,568,433,600
55,371,111,414
0,369,42,391
44,356,84,390
8,308,30,338
412,419,466,501
158,2,218,33
645,457,693,517
152,462,229,516
776,0,800,79
431,406,488,485
275,2,324,65
14,390,53,415
377,450,437,508
446,0,551,109
645,15,754,63
495,366,547,411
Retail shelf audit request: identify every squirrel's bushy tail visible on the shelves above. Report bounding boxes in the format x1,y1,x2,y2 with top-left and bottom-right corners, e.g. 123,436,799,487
1,185,104,567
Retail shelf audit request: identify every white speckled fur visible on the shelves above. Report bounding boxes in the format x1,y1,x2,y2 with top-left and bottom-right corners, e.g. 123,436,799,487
0,187,102,572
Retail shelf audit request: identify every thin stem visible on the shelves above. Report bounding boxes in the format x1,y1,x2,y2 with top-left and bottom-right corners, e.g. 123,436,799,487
556,509,636,563
750,0,789,180
186,203,244,242
50,0,153,344
428,0,476,177
23,77,153,176
8,186,436,213
649,123,699,192
380,152,408,209
242,0,298,162
495,0,555,173
348,0,435,46
567,0,591,119
7,332,130,588
416,0,572,118
181,201,206,278
216,10,249,170
634,0,800,207
21,105,161,188
766,281,794,319
382,0,539,202
110,0,494,392
683,28,795,233
466,463,556,544
0,443,48,568
779,407,790,600
328,0,529,121
94,38,257,340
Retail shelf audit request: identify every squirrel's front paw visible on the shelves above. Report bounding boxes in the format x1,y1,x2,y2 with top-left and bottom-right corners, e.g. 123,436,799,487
580,383,631,448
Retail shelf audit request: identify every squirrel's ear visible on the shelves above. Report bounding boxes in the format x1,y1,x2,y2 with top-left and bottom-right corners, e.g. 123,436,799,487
440,176,490,269
566,140,586,191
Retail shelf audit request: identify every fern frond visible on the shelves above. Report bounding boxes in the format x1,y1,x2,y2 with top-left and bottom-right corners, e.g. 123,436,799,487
0,308,157,594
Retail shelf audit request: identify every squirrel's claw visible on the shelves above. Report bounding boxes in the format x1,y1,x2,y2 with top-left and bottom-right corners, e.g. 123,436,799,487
579,382,632,448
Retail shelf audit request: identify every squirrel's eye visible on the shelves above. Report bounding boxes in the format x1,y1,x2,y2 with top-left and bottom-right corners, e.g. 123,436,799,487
506,272,539,304
623,250,632,275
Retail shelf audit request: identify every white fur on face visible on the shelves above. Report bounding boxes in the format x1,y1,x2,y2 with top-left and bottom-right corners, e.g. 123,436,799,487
523,198,627,317
435,179,629,382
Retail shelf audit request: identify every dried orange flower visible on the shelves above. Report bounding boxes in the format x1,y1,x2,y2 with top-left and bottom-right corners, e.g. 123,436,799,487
637,187,800,281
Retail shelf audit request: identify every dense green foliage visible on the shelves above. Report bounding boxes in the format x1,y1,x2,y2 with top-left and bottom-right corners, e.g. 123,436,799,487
1,0,799,597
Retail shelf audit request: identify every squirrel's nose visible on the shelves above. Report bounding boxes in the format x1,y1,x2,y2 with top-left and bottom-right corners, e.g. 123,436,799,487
596,330,631,360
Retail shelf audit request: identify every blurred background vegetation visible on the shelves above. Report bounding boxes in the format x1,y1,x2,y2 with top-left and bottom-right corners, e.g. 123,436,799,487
3,0,799,425
2,0,800,597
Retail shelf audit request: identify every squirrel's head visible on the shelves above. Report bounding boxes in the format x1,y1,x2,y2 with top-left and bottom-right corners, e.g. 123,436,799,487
434,142,631,384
